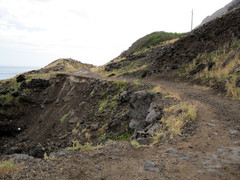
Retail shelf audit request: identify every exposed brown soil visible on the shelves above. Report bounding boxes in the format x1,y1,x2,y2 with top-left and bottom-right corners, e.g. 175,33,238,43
1,70,239,180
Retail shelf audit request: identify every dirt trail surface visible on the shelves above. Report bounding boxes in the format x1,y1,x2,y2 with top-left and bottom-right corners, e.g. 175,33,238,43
2,71,240,180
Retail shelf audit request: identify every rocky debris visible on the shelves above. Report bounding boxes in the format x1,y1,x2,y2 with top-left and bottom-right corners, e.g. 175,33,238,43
2,153,35,162
128,90,154,130
136,138,153,145
19,78,50,91
118,91,131,103
49,151,72,158
148,8,240,77
28,146,45,158
144,160,161,173
129,94,163,144
27,78,50,89
16,74,26,83
229,129,238,135
189,64,206,75
146,102,163,124
68,117,78,124
19,81,28,91
104,62,122,71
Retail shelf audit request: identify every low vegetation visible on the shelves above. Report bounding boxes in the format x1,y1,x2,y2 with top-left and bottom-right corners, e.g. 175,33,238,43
176,39,240,99
130,140,147,148
153,102,197,143
149,85,181,100
121,31,186,56
65,141,103,151
60,113,68,123
0,159,17,177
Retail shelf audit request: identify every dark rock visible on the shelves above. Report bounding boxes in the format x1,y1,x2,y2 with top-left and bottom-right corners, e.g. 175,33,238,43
28,147,44,158
19,81,28,91
164,148,178,154
129,90,154,130
141,71,147,78
144,161,160,173
3,153,35,161
145,123,160,135
136,138,153,145
208,62,215,70
118,91,131,103
104,62,122,71
0,98,6,106
16,75,26,83
68,117,78,124
11,91,19,97
96,165,102,170
189,63,206,75
27,79,50,89
146,109,162,124
107,73,116,77
172,65,179,70
49,151,71,158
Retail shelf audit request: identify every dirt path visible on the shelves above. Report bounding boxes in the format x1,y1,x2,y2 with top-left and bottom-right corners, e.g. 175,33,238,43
4,71,240,180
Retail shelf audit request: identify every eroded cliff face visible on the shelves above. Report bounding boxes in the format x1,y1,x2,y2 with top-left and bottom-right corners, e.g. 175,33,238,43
0,74,167,158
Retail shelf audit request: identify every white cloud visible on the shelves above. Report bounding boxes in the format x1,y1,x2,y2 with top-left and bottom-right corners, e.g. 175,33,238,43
0,0,232,66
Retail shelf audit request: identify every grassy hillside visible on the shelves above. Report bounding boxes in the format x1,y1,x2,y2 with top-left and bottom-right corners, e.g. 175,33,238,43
121,31,185,57
96,31,186,78
42,58,94,73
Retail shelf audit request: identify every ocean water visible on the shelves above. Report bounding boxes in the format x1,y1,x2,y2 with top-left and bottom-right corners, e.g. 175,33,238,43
0,66,39,81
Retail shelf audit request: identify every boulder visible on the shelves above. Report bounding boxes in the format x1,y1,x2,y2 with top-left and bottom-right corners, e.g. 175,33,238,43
28,146,44,158
136,138,153,145
146,108,162,124
118,91,131,103
128,90,154,130
144,161,160,173
16,75,26,83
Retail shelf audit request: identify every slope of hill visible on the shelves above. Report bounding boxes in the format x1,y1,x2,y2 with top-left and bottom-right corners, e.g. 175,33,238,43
101,7,240,99
198,0,240,27
120,31,185,57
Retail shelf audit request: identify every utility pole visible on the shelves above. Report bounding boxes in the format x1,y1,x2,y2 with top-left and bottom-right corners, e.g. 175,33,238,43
191,9,193,31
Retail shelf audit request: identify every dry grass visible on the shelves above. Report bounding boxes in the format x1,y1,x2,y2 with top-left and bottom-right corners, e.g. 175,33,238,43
0,159,17,177
65,141,103,151
178,39,240,99
45,58,93,71
130,140,147,148
153,102,197,142
149,85,181,100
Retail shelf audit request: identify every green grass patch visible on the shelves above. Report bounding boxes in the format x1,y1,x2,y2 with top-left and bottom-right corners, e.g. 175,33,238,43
60,113,68,122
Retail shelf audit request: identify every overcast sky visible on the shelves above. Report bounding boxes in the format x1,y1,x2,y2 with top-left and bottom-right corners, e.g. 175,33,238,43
0,0,232,67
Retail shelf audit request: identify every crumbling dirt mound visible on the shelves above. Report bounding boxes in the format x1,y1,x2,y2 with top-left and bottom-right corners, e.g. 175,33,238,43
1,74,168,158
